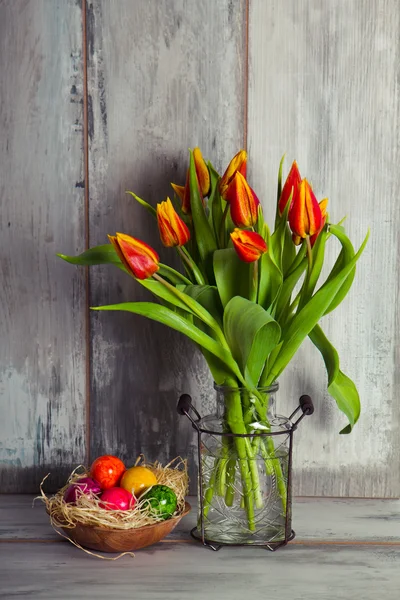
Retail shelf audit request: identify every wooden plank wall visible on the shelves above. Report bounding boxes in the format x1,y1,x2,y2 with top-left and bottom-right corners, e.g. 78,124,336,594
86,0,246,477
248,0,400,497
0,0,87,492
0,0,398,497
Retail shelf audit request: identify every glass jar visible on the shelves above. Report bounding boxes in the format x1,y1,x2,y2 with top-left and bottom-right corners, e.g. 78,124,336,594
196,383,293,546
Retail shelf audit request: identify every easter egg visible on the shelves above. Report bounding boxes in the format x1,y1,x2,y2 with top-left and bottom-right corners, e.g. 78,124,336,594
141,485,177,520
99,487,136,511
63,477,101,504
120,466,157,497
90,455,126,490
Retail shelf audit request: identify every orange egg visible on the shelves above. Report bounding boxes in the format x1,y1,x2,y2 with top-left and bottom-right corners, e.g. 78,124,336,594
90,455,126,490
120,466,157,497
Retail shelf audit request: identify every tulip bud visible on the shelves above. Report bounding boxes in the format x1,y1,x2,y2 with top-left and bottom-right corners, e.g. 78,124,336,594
310,198,328,246
171,170,191,215
156,197,190,247
108,233,159,280
193,147,210,197
288,179,322,241
170,148,209,215
225,171,260,228
279,161,301,215
219,150,247,199
230,228,267,263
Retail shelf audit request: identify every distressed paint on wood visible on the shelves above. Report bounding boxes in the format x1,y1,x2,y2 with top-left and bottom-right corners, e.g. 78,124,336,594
1,495,399,543
86,0,246,488
1,542,400,599
247,0,400,497
0,0,87,492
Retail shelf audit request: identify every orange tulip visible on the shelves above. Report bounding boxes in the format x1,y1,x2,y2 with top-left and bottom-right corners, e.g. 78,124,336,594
278,161,301,215
219,150,247,199
193,147,210,197
108,233,159,280
170,147,209,214
225,171,260,228
230,228,267,263
156,197,190,247
310,198,328,246
288,179,322,242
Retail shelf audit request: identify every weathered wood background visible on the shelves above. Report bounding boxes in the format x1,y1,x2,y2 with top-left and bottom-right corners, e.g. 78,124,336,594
0,0,399,496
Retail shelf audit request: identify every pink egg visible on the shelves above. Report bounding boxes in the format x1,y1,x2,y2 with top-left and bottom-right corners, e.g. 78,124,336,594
63,477,102,504
99,487,136,511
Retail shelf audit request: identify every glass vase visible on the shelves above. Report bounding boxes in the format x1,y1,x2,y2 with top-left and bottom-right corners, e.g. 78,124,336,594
196,383,293,547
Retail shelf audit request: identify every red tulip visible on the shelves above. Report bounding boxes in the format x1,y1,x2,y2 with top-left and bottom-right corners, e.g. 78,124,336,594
219,150,247,199
230,228,267,263
108,233,159,280
225,171,260,228
157,197,190,247
170,147,209,214
310,198,328,246
288,179,322,242
278,161,301,215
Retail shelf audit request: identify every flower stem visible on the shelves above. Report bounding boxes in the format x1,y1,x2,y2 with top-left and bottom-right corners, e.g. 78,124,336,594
219,203,230,248
249,259,259,303
178,246,206,285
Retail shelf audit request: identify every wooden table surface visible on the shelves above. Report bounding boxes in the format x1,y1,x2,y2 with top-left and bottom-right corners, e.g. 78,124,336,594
0,496,399,599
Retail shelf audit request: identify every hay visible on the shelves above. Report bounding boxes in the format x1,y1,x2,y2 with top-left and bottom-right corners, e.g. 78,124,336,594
39,456,189,531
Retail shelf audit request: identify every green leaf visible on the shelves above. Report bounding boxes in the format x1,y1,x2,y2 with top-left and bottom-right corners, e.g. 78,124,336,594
189,150,217,281
309,325,361,433
258,250,283,313
274,153,286,228
57,244,126,271
92,301,241,378
267,229,369,383
270,190,292,271
223,296,281,385
297,226,328,312
181,284,224,327
125,191,156,217
323,224,358,315
275,253,307,323
214,248,250,308
158,264,192,285
207,162,224,245
179,283,230,385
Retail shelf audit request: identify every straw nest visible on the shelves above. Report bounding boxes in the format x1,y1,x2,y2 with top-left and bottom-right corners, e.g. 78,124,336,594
39,456,189,530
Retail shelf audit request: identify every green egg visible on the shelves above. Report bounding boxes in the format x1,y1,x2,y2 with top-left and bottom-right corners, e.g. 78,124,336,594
141,484,177,520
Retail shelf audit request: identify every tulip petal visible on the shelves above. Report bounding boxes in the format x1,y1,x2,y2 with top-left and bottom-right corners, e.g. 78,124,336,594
279,161,301,215
226,172,260,228
193,147,210,197
115,233,159,279
230,228,267,263
156,197,190,247
288,179,322,239
219,149,247,198
171,183,185,202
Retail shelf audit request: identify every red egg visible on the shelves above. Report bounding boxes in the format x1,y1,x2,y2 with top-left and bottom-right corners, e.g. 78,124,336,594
99,487,136,511
63,477,101,504
90,455,126,490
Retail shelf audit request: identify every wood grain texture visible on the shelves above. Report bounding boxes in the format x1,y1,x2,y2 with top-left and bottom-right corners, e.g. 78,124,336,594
86,0,246,489
247,0,400,497
0,0,87,492
2,495,399,543
0,541,399,599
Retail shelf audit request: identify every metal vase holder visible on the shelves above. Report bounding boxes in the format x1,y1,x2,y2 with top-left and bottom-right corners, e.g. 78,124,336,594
177,393,314,551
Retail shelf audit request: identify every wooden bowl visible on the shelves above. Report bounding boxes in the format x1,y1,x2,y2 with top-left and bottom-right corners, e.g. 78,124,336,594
61,502,191,553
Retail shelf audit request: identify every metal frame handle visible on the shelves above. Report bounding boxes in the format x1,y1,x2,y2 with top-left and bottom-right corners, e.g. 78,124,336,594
289,394,314,429
178,393,314,432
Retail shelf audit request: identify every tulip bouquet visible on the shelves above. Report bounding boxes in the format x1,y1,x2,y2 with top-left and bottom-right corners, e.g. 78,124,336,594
59,149,368,532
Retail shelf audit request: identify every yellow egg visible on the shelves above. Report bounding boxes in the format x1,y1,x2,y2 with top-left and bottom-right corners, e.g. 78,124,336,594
120,466,157,497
